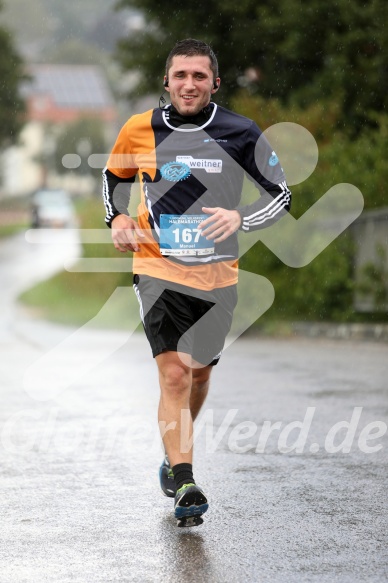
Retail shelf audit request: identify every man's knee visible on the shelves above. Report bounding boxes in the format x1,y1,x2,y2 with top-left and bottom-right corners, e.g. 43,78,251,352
192,366,212,390
157,352,191,398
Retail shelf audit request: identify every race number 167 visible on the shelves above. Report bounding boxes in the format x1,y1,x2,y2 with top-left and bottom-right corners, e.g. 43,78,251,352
172,228,202,243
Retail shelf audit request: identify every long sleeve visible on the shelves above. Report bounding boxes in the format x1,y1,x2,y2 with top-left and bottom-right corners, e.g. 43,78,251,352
237,121,291,232
102,167,135,228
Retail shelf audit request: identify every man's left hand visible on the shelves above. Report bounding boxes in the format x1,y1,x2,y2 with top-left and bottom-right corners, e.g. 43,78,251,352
199,207,241,243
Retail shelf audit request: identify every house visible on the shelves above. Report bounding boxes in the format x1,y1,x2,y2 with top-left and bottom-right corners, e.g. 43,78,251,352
1,64,118,197
25,64,117,125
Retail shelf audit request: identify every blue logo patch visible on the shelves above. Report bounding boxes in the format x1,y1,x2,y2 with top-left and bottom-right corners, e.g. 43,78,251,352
161,161,191,182
269,152,279,166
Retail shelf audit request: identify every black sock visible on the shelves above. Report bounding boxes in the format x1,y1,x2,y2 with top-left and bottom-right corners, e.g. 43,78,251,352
172,463,195,491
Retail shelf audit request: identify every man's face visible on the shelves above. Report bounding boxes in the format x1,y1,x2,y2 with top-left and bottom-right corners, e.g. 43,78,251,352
165,55,220,116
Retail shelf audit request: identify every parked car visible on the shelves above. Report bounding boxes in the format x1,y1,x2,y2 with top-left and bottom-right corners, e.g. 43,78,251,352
31,189,75,228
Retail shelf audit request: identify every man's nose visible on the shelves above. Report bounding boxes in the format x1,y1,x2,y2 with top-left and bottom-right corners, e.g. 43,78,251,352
183,76,195,90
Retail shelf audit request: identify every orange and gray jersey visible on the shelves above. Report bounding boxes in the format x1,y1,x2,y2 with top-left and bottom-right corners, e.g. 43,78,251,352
103,103,291,291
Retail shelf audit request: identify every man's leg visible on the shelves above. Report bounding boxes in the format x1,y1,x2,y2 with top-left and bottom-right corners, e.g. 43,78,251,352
157,352,212,501
156,350,210,526
190,365,212,421
156,351,193,467
157,352,212,464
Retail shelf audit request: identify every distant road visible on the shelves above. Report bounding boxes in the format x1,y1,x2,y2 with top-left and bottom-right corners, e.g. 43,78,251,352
0,228,81,338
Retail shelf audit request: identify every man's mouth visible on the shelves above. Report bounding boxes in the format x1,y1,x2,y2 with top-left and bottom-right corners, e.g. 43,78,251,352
181,95,196,102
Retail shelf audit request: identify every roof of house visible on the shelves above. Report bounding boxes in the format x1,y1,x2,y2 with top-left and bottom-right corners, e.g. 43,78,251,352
23,64,114,110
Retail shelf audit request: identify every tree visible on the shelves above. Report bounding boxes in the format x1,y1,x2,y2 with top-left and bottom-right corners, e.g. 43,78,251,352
0,1,26,145
115,0,387,133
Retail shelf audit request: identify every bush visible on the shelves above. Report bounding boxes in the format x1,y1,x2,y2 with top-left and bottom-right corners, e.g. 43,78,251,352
234,93,387,322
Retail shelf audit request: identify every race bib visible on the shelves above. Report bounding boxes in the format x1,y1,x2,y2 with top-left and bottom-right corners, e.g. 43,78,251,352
159,214,215,257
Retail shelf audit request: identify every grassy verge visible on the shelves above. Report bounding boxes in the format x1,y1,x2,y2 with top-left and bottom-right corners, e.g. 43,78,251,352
0,195,30,238
19,196,141,329
0,223,28,238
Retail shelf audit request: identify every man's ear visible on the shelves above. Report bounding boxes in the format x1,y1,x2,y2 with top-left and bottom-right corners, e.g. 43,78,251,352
211,77,221,93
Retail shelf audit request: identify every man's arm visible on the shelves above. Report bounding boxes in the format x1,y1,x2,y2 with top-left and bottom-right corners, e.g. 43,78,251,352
198,181,291,243
102,167,144,252
111,213,144,253
236,120,291,232
198,207,241,244
102,167,135,227
198,121,291,242
237,182,291,233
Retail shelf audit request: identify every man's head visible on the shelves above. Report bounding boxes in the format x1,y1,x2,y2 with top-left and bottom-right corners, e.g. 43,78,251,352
164,38,220,116
165,39,219,82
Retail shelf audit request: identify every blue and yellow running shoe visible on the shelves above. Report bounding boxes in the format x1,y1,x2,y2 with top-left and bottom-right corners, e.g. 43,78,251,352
174,483,208,527
159,455,176,498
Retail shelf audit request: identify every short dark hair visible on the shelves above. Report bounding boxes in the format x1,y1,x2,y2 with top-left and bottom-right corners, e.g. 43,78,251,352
165,38,219,81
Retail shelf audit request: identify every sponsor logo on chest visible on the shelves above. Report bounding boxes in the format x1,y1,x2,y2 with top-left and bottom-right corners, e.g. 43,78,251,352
176,155,223,173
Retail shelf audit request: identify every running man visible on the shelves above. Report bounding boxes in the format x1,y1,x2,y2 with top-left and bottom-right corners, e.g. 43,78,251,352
103,38,291,527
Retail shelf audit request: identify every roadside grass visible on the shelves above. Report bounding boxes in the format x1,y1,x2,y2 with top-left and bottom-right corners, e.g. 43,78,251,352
0,223,28,238
18,196,141,329
0,195,30,238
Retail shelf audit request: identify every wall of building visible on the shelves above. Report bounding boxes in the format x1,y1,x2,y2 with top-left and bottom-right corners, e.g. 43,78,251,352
351,208,388,312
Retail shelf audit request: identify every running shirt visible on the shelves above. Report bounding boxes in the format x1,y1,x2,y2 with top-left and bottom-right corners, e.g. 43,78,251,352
103,103,291,290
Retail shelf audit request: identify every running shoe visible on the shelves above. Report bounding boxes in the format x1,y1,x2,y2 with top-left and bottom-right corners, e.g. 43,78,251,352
174,483,208,527
159,455,176,498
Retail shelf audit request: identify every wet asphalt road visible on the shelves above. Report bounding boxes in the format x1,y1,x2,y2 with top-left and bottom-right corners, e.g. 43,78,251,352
0,232,387,582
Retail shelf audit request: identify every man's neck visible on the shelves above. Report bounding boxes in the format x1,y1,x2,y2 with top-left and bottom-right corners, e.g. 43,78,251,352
167,103,214,127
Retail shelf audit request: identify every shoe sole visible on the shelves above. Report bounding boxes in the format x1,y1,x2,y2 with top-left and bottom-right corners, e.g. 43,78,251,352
174,488,209,520
177,515,204,528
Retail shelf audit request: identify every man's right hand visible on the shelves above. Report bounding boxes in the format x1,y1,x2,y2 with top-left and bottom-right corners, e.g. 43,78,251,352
111,214,145,253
